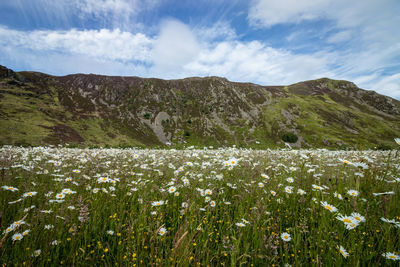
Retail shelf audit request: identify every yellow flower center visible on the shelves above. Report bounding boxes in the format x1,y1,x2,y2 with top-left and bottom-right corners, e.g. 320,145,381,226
389,255,396,259
354,217,360,221
344,219,352,223
325,205,332,210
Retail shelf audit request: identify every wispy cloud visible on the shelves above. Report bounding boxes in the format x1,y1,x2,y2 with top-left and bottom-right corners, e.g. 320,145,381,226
3,0,160,30
248,0,399,30
248,0,329,28
356,73,400,99
73,0,161,29
326,30,352,43
75,0,135,16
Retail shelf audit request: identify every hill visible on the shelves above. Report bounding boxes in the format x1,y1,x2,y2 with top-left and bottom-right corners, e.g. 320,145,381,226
1,65,399,149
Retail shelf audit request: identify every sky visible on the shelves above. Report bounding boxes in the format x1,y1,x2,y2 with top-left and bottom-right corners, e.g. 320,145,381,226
0,0,400,99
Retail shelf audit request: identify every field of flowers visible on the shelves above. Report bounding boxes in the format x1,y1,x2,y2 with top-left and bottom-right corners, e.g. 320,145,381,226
1,143,400,266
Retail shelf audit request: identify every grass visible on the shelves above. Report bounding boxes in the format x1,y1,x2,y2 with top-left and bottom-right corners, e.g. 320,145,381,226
0,94,54,145
2,75,400,149
260,93,400,149
1,145,400,266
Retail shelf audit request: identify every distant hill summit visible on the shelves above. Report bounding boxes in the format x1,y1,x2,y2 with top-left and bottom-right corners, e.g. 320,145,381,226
1,65,399,149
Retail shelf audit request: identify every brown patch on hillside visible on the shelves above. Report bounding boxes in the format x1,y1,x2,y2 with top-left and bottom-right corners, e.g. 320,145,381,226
42,124,84,144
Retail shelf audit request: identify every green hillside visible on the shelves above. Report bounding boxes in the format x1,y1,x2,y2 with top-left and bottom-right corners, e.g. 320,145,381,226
1,65,399,149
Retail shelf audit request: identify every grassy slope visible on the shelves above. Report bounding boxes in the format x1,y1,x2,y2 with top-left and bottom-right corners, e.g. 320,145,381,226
1,72,400,149
261,92,400,149
0,78,146,147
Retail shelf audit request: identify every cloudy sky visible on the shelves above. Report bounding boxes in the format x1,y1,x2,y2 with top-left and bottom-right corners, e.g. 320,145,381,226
0,0,399,99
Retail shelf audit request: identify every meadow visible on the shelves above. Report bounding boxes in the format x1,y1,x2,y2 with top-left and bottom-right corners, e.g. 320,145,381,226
1,143,399,266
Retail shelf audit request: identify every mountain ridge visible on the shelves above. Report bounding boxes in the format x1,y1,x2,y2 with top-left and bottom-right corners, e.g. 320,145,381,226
1,65,399,149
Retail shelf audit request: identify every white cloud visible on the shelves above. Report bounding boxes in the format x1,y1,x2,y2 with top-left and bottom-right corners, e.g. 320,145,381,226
326,30,352,43
151,19,201,76
248,0,330,28
248,0,399,29
247,0,400,99
7,0,160,30
75,0,134,17
360,73,400,99
185,41,335,85
0,26,153,62
1,18,399,99
352,74,380,85
0,22,333,85
195,21,237,42
247,0,400,50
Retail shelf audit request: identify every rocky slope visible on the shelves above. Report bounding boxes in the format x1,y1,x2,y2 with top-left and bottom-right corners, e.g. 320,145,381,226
1,65,399,149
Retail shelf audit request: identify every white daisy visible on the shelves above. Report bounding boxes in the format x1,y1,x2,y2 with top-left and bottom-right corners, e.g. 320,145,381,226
235,222,246,227
281,232,291,242
55,193,65,199
347,190,359,197
158,227,167,236
2,185,18,192
23,191,37,197
382,252,400,260
320,201,338,213
12,233,23,241
337,245,349,258
168,186,177,194
151,200,165,207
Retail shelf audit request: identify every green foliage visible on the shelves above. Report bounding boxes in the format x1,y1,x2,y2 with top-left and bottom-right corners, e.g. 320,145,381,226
143,113,151,120
0,147,399,266
281,132,298,143
376,143,393,150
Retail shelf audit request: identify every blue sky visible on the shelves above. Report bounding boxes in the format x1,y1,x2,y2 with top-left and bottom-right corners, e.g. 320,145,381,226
0,0,400,99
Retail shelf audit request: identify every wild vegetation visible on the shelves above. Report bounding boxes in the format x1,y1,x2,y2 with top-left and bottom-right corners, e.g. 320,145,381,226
1,140,399,266
1,65,400,149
